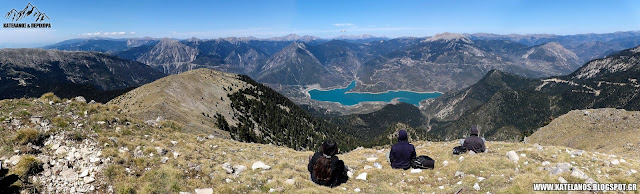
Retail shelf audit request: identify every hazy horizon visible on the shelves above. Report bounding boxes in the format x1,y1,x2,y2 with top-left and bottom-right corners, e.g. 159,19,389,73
2,0,640,48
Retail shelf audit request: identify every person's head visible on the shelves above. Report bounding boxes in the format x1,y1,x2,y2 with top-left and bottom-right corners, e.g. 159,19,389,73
314,139,338,182
470,126,479,136
398,130,408,141
321,139,338,156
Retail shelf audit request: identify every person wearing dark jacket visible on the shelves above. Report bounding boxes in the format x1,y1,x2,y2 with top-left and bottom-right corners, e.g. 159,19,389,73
308,139,348,187
463,126,486,153
389,130,417,170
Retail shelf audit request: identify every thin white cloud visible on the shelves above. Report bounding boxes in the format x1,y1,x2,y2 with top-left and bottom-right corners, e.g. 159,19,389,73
333,23,355,27
80,31,135,36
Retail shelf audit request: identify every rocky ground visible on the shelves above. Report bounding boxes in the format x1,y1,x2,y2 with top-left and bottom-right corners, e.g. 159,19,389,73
0,95,639,193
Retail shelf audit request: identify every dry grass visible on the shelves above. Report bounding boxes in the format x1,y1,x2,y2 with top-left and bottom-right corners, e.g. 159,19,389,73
1,97,639,193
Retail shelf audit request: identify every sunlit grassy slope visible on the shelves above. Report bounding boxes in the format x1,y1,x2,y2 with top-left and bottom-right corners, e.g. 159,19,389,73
0,96,638,193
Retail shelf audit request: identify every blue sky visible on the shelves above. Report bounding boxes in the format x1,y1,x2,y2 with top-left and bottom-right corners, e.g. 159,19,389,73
1,0,640,47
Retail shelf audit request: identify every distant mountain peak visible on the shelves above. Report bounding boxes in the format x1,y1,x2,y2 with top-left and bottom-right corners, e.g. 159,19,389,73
334,34,386,40
426,32,473,44
266,34,320,42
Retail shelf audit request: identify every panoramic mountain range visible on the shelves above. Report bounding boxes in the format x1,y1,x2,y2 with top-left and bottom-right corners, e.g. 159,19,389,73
422,45,640,141
0,31,635,142
43,32,640,95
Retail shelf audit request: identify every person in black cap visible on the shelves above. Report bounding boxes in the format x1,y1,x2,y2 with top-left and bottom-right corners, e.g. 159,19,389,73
463,126,486,153
389,130,416,170
308,139,348,187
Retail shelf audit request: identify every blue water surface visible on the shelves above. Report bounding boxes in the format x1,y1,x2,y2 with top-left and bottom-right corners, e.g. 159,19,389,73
308,81,442,106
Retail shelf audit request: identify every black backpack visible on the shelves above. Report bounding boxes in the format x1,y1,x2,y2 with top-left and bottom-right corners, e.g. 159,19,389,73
453,146,467,155
411,155,435,169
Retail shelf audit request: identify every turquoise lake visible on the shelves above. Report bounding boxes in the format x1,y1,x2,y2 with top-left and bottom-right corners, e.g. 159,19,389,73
308,81,442,106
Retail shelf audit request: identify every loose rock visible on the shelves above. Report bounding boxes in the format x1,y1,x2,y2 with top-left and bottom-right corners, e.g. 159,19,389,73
356,173,367,181
194,188,213,194
507,151,519,162
252,161,271,170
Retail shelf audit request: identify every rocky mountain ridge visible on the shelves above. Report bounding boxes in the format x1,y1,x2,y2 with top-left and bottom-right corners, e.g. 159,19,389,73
0,48,165,102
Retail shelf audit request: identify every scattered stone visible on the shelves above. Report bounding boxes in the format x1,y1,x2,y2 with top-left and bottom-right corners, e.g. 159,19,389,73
548,163,572,175
356,173,367,181
252,161,271,170
51,143,60,150
620,159,626,163
155,147,168,155
83,177,95,184
60,169,78,182
55,146,68,155
558,177,568,183
507,151,519,162
534,143,543,150
233,165,246,175
478,177,485,182
373,162,382,169
542,161,550,166
222,163,234,174
571,150,585,157
354,188,361,192
571,168,589,180
285,179,295,185
364,165,373,170
161,157,169,164
225,178,232,183
8,155,20,165
194,188,213,194
173,151,180,159
268,188,275,193
410,169,422,173
79,169,89,178
366,157,378,162
459,156,464,162
443,161,449,167
611,159,620,165
347,170,353,178
74,96,86,103
438,186,444,189
474,183,480,191
520,153,526,157
455,171,464,177
630,169,638,174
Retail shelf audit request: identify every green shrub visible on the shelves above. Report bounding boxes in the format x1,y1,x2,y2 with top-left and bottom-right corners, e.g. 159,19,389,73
160,121,183,131
52,117,70,129
66,130,86,142
105,165,126,182
16,110,31,118
39,92,61,103
13,155,43,178
14,128,46,146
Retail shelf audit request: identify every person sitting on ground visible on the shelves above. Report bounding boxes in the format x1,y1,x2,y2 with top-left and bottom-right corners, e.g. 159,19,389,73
308,139,349,187
389,130,417,170
463,126,486,153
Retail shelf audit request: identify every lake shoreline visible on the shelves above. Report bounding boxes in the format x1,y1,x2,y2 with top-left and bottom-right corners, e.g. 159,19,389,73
305,80,443,106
